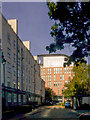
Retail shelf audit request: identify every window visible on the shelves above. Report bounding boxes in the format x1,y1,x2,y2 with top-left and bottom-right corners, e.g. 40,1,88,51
62,75,64,80
14,94,17,102
13,40,16,49
47,68,51,74
7,48,11,58
13,53,16,62
41,69,43,75
54,68,55,74
48,75,49,81
43,76,45,81
7,33,11,43
50,75,51,81
56,82,57,87
67,67,68,73
8,93,11,102
47,82,49,87
59,82,62,87
18,45,20,53
7,62,11,73
13,82,16,88
58,82,59,86
58,68,61,74
54,82,55,87
56,68,57,74
71,67,73,73
47,68,49,74
50,82,51,87
18,57,20,66
13,66,16,76
7,81,11,87
60,68,62,73
60,81,62,87
58,88,60,94
50,68,51,74
18,82,20,89
64,68,66,73
54,75,55,81
43,69,45,74
60,75,62,80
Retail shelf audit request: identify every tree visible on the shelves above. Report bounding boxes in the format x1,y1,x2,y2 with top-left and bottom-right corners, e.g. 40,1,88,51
45,87,55,102
63,62,90,106
46,2,90,65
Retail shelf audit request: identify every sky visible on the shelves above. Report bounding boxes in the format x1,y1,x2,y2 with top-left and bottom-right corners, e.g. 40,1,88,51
2,2,74,56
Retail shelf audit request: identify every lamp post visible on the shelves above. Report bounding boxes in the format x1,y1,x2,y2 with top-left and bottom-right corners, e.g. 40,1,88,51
40,80,42,105
34,64,36,102
0,50,2,119
2,53,6,108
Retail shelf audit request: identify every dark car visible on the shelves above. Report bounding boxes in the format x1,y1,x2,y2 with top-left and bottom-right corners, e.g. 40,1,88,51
79,112,90,120
65,102,71,108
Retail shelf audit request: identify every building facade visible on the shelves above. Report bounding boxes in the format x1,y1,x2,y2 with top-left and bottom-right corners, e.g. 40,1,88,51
38,54,74,102
0,13,45,110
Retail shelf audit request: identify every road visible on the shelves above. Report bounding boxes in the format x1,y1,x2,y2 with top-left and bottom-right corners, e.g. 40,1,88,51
20,105,79,120
4,105,90,120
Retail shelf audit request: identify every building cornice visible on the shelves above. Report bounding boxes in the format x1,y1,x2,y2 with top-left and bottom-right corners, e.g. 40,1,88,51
38,54,69,58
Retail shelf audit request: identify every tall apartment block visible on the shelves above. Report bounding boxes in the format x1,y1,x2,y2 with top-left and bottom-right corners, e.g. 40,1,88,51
38,54,74,102
0,13,45,110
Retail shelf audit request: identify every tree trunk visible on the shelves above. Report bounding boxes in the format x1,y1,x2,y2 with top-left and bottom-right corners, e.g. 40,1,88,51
78,96,82,107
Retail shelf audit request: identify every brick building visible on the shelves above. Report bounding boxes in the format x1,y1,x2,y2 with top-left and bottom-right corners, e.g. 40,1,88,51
38,54,74,102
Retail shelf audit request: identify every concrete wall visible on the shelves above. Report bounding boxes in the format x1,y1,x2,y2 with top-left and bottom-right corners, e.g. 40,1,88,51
1,14,45,107
82,97,90,105
44,56,67,67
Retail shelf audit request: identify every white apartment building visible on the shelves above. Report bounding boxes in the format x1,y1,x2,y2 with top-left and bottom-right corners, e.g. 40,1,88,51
0,13,45,110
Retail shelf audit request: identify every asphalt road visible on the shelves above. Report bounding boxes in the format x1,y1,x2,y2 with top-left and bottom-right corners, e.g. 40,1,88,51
20,105,79,120
3,105,90,120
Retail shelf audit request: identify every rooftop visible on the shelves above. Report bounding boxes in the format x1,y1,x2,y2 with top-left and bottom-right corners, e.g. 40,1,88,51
37,54,69,58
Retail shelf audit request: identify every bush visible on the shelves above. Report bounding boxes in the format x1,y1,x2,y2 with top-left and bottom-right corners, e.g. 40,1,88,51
16,105,32,113
28,102,39,109
58,103,64,106
81,103,90,110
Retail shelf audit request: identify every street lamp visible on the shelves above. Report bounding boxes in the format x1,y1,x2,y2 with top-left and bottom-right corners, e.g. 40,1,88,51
34,64,36,102
40,80,42,105
2,53,6,108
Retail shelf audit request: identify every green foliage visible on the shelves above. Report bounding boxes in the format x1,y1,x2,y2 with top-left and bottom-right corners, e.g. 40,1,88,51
58,103,64,106
45,87,55,101
63,62,90,98
46,2,90,64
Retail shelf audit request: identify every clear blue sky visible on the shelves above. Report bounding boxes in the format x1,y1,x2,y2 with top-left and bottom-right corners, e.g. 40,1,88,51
2,2,73,56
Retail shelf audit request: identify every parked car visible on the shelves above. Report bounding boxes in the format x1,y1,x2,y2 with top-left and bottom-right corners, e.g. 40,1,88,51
55,101,62,105
79,112,90,120
65,102,71,108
